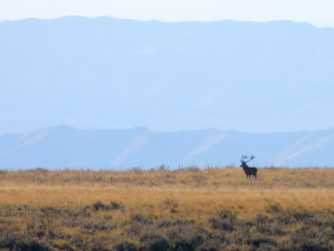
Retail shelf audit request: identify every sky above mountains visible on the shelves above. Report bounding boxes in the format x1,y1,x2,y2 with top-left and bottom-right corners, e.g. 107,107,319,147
1,0,334,27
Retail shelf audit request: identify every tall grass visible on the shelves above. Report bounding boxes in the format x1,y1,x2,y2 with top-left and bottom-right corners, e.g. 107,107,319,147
0,168,333,250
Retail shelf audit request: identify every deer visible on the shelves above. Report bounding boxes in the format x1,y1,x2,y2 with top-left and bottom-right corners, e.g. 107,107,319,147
240,155,257,179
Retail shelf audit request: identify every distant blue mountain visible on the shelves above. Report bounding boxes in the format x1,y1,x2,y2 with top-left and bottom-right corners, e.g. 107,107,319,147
1,17,334,133
0,125,333,169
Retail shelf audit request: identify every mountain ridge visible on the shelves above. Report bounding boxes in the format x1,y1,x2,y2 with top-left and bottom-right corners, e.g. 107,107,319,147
2,16,326,29
0,125,334,169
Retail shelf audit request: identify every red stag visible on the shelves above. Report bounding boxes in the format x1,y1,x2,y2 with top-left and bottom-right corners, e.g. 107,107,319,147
240,155,257,178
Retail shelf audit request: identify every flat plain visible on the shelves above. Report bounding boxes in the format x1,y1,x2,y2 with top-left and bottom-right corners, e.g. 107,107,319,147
0,168,334,250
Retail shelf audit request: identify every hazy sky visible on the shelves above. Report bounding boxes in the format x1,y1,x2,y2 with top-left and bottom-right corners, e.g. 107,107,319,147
1,0,334,27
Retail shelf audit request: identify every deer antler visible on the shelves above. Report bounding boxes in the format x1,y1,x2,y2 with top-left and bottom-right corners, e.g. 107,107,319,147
241,155,255,163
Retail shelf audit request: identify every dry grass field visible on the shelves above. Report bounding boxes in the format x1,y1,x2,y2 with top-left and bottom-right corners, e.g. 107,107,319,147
0,167,334,250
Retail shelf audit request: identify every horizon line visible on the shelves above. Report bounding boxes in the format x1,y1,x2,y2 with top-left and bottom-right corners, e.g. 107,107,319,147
1,123,334,136
0,15,330,29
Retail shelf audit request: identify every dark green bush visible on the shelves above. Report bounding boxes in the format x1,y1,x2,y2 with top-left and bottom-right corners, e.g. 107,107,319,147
140,234,171,251
113,241,138,251
209,210,237,232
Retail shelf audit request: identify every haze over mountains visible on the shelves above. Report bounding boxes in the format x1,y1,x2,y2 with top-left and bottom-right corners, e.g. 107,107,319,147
0,125,334,169
1,17,334,133
1,17,334,168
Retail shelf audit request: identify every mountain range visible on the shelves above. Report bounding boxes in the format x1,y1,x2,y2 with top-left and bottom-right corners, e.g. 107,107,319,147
1,17,334,133
0,125,333,169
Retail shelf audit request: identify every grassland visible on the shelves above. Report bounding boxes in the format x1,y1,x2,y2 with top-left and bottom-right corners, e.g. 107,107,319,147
0,167,334,250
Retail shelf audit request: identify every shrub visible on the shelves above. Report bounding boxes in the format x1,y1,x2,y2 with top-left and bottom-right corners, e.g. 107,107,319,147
247,235,277,248
265,203,283,214
289,226,332,251
140,234,171,251
15,240,50,251
209,210,237,232
82,217,116,232
90,201,124,211
113,241,138,251
162,198,179,213
92,201,108,211
110,201,124,210
174,239,196,251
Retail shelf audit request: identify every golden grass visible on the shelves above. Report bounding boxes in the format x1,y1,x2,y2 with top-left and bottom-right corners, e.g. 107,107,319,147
1,167,334,187
1,168,334,250
1,168,334,220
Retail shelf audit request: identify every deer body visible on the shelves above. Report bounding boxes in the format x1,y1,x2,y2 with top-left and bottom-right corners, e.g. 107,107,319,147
240,155,257,178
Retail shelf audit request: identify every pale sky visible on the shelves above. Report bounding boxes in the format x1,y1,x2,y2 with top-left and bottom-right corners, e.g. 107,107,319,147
1,0,334,27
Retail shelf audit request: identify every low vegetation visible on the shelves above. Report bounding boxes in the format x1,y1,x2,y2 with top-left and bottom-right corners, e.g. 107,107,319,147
0,167,334,250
